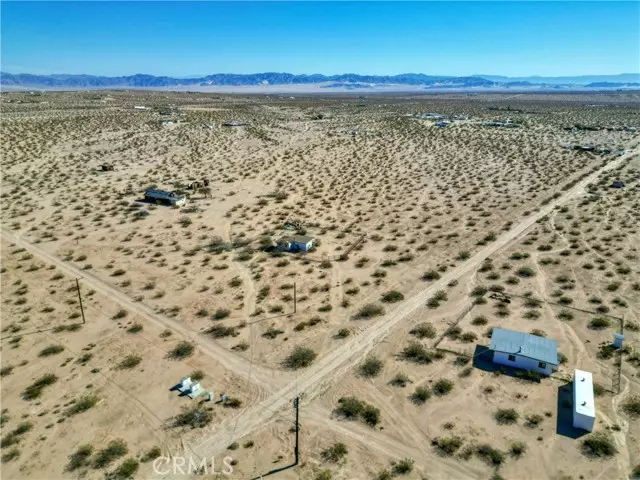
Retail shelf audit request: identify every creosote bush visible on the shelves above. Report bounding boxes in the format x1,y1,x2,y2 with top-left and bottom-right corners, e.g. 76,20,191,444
285,347,317,369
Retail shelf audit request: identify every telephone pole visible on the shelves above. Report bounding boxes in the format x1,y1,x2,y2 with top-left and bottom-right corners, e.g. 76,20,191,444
76,278,86,324
293,396,299,465
293,282,297,314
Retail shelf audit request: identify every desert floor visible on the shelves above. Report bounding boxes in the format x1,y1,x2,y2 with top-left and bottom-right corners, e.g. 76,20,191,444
1,90,639,480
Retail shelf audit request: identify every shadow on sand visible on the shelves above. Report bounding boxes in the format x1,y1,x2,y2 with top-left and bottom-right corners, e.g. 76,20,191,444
556,382,589,439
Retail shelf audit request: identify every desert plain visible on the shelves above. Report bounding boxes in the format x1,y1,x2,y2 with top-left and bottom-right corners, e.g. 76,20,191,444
1,90,639,480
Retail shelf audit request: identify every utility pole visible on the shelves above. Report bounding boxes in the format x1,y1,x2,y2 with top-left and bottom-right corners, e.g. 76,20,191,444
76,278,86,324
293,397,299,465
293,282,297,314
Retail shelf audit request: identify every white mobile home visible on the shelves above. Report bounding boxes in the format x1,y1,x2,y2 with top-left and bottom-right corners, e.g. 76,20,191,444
143,189,186,206
489,328,559,376
572,369,596,432
277,235,316,252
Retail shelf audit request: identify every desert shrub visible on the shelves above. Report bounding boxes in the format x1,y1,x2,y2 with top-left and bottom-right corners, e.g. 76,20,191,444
2,448,20,462
475,444,506,466
557,310,574,321
390,373,410,387
460,332,477,343
381,290,404,303
262,327,285,339
190,370,205,381
206,324,237,338
67,444,93,471
471,285,488,297
112,458,139,479
392,458,414,475
315,471,332,480
141,446,162,462
422,270,441,281
118,355,142,369
173,405,213,429
112,309,128,320
335,328,350,338
23,373,58,400
401,342,440,364
432,436,463,456
126,323,143,333
622,395,640,417
212,309,231,320
359,356,384,378
411,386,432,404
432,379,454,396
410,322,436,339
517,267,536,277
361,405,380,426
356,303,385,319
494,408,519,425
321,442,348,462
66,394,99,416
471,315,488,326
285,347,316,369
1,365,14,377
525,413,544,428
38,345,64,357
589,317,611,330
93,439,128,468
509,441,527,458
168,342,194,359
336,396,364,418
581,432,617,457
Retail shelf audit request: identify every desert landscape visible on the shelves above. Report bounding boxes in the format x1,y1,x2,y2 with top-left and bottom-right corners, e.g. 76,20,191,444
1,90,639,480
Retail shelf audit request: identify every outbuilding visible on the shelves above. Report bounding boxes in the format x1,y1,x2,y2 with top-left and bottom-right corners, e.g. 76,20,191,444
489,328,559,376
143,189,186,206
610,181,625,189
277,235,316,252
572,369,596,432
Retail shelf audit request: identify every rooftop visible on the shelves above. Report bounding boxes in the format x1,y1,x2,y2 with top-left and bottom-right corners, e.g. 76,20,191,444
573,369,595,417
280,234,315,244
490,328,558,365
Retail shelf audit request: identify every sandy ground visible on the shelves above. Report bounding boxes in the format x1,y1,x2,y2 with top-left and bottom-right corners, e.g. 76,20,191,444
1,91,639,479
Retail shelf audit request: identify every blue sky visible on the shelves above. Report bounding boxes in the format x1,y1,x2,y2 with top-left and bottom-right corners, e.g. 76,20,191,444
1,1,638,76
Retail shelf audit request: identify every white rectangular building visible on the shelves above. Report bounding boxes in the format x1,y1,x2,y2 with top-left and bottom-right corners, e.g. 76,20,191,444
572,369,596,432
489,328,559,376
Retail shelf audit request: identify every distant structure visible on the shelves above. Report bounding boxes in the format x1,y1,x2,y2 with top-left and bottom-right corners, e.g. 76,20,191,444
144,189,186,206
610,181,625,189
434,120,451,128
572,369,595,432
99,163,115,172
222,121,247,127
489,328,559,375
277,235,316,252
133,105,148,110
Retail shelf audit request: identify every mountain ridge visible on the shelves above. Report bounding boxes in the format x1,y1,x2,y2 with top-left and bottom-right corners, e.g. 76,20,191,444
1,72,639,89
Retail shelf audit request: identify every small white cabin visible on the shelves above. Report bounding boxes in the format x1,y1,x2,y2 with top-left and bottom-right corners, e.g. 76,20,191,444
573,369,596,432
277,235,316,252
144,189,186,206
489,328,559,376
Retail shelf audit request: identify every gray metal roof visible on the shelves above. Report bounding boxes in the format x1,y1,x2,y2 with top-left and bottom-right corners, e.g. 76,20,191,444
279,235,315,244
490,328,558,365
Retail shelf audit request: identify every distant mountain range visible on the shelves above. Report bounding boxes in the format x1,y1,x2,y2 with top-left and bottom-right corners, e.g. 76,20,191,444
1,72,639,90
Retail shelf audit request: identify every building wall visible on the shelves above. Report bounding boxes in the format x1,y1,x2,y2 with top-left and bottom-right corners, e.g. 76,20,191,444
492,351,554,376
292,241,313,251
572,409,595,431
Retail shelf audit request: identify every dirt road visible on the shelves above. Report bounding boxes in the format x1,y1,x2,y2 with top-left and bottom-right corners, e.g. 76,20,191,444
0,229,282,394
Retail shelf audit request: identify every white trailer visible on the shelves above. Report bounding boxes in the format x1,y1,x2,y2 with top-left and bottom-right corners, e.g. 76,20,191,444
572,369,596,432
144,189,186,206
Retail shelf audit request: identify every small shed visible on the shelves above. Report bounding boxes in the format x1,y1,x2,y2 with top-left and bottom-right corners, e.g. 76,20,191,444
610,181,625,189
489,328,559,375
277,235,316,252
572,369,595,432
